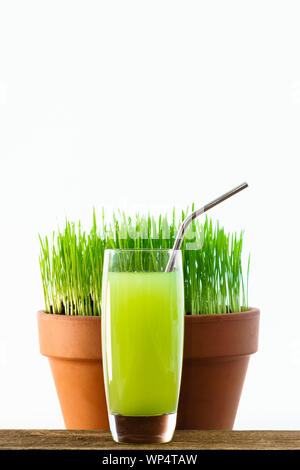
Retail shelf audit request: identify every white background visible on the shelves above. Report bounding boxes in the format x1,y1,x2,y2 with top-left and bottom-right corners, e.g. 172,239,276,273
0,0,299,429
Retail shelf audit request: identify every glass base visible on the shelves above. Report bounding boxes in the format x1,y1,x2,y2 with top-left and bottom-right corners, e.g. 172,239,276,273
109,413,177,444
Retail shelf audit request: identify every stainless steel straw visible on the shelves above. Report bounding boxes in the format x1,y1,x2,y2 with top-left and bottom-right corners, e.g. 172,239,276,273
165,182,248,272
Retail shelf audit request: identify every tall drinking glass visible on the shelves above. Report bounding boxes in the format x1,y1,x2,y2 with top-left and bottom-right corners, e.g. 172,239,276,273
101,249,184,444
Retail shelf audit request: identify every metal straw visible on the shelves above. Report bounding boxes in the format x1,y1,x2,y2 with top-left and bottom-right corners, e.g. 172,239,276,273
165,182,248,272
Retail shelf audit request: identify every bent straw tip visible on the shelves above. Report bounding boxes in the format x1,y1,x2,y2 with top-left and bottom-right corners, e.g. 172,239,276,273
232,182,248,195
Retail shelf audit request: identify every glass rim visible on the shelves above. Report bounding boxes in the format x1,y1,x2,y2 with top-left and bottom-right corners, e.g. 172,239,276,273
104,248,181,253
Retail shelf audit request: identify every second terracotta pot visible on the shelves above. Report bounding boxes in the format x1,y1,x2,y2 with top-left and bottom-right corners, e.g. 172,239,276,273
177,308,260,429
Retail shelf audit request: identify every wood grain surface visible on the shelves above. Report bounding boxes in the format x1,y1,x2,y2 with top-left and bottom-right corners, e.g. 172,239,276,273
0,430,299,450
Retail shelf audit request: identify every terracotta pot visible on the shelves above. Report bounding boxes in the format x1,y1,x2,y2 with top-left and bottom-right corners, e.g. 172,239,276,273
177,307,260,429
38,308,259,430
37,311,109,430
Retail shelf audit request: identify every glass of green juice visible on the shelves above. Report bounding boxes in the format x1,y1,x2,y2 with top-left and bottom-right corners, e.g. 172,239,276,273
101,249,184,444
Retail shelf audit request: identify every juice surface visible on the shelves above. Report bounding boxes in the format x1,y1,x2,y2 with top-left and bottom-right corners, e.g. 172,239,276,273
102,271,184,416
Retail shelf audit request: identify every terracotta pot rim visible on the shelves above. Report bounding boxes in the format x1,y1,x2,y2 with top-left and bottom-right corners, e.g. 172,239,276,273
183,307,260,358
37,311,102,360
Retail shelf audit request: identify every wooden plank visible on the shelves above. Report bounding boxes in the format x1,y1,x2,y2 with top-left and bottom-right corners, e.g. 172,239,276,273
0,430,300,450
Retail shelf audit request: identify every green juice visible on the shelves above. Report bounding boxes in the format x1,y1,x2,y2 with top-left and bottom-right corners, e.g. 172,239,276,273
102,271,184,417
